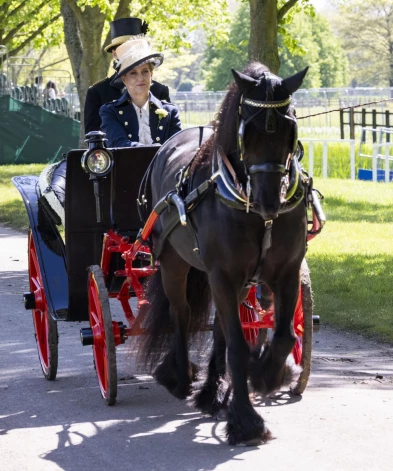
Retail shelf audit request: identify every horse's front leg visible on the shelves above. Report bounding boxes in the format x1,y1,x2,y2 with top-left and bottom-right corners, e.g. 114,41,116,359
193,313,231,419
250,268,300,396
154,248,194,399
210,271,271,446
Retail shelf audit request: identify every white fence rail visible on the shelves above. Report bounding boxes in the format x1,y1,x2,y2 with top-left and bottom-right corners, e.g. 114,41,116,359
371,142,393,183
300,138,356,179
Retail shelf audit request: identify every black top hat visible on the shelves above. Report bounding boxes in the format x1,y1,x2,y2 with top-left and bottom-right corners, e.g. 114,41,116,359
104,17,149,52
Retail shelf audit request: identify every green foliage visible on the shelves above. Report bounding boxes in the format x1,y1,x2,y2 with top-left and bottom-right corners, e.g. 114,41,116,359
154,42,204,92
203,3,348,90
129,0,230,52
334,0,393,86
279,12,348,87
203,3,250,91
0,1,63,55
177,79,194,92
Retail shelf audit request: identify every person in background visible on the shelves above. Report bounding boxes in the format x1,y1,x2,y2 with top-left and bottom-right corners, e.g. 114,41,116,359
84,17,170,134
99,38,180,148
43,80,58,100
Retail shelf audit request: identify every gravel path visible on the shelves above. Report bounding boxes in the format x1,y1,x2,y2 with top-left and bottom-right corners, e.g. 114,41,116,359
1,223,392,470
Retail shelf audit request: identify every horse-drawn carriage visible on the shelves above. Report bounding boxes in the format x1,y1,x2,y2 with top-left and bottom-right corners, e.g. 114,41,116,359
13,64,325,445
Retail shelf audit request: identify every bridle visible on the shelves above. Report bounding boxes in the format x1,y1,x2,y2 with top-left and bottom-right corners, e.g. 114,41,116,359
236,73,299,204
231,73,299,217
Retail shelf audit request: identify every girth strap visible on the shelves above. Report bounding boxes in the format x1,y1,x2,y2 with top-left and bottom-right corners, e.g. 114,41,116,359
247,219,273,287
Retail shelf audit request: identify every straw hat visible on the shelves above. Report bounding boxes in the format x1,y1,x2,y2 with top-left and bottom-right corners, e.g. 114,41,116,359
104,17,149,53
110,38,164,86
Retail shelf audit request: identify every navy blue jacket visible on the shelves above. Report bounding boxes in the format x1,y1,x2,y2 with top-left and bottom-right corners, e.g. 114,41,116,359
99,90,181,148
84,73,170,134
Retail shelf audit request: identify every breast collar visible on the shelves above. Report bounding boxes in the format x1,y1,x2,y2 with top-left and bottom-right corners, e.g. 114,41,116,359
211,146,305,214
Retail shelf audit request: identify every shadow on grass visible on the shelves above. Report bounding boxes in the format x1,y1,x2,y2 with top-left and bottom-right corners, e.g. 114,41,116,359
308,253,393,343
322,196,393,223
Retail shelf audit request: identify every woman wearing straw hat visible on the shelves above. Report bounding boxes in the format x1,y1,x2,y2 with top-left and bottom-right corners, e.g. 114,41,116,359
84,17,170,134
99,38,181,148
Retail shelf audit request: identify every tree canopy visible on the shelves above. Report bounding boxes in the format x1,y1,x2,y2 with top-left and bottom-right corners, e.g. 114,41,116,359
0,1,62,56
203,3,348,91
335,0,393,87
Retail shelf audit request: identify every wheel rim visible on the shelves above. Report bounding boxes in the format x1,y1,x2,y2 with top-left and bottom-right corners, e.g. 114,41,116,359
88,268,117,403
240,288,259,345
292,287,304,365
28,232,56,377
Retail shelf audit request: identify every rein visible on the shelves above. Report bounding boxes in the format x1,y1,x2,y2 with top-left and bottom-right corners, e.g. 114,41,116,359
297,97,393,120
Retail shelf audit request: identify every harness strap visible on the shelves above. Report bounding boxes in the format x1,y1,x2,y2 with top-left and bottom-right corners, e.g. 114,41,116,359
219,147,248,200
247,219,273,286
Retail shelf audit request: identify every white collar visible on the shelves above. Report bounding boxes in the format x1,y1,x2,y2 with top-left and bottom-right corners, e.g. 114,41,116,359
132,99,149,112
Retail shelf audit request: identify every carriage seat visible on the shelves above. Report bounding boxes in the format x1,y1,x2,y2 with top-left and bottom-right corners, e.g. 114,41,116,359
38,159,67,226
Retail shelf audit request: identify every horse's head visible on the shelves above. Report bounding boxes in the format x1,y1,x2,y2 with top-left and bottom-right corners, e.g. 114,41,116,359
231,64,308,221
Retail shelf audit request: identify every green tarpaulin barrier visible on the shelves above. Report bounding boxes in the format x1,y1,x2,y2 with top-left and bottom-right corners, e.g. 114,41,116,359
0,95,80,164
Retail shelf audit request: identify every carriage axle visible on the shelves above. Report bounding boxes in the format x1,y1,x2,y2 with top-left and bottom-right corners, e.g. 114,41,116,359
23,291,36,310
80,321,126,347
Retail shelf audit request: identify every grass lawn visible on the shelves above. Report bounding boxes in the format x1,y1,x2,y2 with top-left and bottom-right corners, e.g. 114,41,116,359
308,178,393,343
0,164,46,231
1,164,392,342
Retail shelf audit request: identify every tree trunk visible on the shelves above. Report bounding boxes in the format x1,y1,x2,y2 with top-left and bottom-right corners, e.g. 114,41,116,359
248,0,280,73
389,41,393,93
61,0,107,146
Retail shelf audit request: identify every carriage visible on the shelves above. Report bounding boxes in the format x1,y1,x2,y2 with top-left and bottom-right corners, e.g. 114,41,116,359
12,64,325,445
12,130,322,402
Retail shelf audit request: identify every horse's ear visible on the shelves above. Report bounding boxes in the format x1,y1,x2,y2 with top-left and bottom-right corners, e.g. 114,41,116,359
282,67,309,94
231,69,259,93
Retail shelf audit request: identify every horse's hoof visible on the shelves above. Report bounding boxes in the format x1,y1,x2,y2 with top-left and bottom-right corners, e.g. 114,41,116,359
240,437,263,447
230,428,273,446
214,408,228,421
171,382,192,400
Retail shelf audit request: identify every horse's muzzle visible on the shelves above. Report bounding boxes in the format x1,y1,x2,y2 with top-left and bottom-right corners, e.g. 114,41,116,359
253,202,279,220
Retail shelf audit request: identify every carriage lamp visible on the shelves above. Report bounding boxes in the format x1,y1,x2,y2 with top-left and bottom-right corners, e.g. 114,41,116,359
81,131,114,223
81,131,113,177
81,148,113,176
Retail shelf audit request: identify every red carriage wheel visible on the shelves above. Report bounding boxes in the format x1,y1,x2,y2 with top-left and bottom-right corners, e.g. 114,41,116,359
87,265,117,405
291,259,313,395
27,230,58,380
239,295,259,345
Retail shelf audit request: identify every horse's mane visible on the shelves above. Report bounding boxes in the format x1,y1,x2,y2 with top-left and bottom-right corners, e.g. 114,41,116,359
190,61,270,174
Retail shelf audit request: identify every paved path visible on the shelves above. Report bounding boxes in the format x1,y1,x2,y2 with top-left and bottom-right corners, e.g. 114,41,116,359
0,224,392,470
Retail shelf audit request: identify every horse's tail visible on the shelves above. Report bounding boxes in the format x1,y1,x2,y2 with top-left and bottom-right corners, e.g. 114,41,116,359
137,267,211,373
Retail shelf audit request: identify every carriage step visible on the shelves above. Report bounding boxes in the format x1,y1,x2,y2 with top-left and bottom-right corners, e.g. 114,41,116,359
23,292,36,310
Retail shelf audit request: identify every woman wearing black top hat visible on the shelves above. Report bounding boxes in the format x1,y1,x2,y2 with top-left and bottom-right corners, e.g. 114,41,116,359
99,38,181,148
84,17,170,134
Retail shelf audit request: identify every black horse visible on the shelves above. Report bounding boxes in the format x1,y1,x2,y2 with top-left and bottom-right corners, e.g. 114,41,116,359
138,62,309,445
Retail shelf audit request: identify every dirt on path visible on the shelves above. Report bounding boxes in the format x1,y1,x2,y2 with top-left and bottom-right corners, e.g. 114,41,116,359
0,223,392,471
